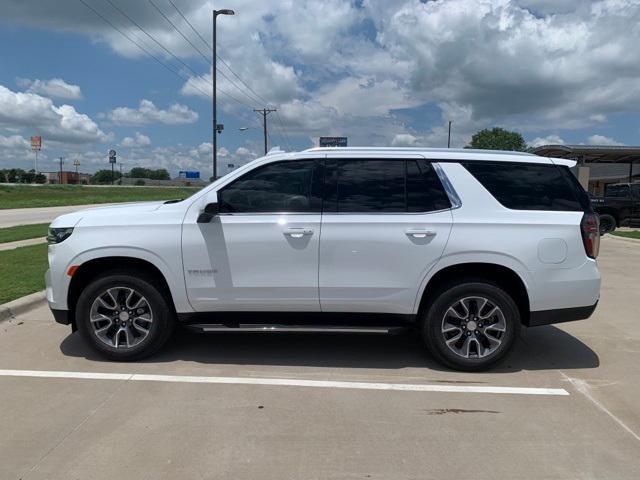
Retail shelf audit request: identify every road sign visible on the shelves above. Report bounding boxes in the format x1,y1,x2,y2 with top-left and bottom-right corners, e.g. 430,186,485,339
31,136,42,151
319,136,347,147
108,149,117,164
179,170,200,179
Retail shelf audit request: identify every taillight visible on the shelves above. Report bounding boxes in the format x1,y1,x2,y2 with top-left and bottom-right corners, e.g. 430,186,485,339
581,213,600,259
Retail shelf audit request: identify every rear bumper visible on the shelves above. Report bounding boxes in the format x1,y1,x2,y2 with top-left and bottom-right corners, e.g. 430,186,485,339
526,301,598,327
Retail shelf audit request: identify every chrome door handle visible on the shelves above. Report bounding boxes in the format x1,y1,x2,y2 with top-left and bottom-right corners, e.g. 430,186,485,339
284,227,314,238
405,229,436,239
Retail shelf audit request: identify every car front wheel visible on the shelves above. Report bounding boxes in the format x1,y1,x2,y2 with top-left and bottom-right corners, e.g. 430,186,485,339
75,272,175,361
421,281,519,371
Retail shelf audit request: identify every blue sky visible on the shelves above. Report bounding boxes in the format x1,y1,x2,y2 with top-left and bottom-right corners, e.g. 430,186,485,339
0,0,639,177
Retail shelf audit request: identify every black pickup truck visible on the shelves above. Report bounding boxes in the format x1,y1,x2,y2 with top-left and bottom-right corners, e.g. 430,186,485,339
590,182,640,233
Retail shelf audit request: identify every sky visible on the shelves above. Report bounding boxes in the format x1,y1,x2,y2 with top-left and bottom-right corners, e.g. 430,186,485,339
1,0,640,178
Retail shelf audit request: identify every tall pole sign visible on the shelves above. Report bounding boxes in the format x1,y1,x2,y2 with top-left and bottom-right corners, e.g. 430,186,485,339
31,136,42,174
108,149,117,185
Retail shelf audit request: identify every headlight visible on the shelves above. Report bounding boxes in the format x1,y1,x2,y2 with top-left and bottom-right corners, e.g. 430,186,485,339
47,227,74,244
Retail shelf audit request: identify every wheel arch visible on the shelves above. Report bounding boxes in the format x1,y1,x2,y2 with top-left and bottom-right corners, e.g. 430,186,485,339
67,256,177,330
415,262,531,326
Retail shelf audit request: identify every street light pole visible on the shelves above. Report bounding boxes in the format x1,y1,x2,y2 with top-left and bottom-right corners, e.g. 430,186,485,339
212,8,235,182
447,121,452,148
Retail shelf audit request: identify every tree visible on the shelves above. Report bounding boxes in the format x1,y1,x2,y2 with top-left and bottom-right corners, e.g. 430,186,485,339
129,167,170,180
468,127,527,152
0,171,6,183
91,169,121,184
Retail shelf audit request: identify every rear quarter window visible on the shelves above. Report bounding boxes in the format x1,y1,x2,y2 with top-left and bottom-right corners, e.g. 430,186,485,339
461,161,586,211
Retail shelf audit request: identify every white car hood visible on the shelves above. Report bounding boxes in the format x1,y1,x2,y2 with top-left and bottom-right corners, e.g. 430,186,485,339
50,201,166,228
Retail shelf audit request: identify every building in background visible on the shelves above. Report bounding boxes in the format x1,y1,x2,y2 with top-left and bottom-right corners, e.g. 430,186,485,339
44,171,91,185
533,144,640,195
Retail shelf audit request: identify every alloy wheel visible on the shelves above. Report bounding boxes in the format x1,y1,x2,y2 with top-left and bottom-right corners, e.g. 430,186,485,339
441,296,506,359
89,287,153,349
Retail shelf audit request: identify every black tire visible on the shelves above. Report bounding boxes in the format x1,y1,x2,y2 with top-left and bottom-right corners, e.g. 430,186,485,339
75,271,175,361
420,280,519,371
598,214,616,235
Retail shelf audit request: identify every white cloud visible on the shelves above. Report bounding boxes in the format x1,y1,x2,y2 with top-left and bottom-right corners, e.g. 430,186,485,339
586,134,623,146
528,134,565,148
120,132,151,148
16,77,82,100
391,133,419,147
0,84,108,144
0,134,30,149
106,99,198,126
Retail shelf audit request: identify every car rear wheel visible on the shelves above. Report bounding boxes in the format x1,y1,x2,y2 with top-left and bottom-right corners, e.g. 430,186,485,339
75,272,175,361
421,281,519,371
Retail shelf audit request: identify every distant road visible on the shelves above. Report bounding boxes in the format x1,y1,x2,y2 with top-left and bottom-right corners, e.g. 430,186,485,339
0,204,117,228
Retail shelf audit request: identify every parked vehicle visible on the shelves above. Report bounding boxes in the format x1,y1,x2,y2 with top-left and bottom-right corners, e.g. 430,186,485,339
46,148,600,371
590,182,640,233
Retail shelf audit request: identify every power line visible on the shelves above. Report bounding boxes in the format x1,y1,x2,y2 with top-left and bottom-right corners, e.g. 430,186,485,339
79,0,254,116
167,0,270,107
147,0,263,109
78,0,208,98
104,0,202,80
165,0,295,148
275,110,293,150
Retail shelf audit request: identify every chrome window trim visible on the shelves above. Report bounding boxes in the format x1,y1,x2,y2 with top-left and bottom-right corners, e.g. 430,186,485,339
432,162,462,209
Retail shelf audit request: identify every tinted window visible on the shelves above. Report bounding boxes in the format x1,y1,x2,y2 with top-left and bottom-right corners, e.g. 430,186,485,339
218,160,321,213
336,160,405,212
407,160,451,212
462,161,584,211
605,184,630,198
324,159,451,213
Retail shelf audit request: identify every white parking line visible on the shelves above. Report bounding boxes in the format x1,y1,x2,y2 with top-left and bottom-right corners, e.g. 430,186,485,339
0,369,569,396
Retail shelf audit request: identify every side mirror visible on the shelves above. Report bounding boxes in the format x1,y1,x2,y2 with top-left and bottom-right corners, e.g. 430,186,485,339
197,202,219,223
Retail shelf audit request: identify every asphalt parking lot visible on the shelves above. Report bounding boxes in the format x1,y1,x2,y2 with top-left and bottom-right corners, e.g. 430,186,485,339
1,236,639,479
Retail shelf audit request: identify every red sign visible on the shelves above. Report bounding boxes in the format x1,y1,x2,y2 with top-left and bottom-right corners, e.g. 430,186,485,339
31,136,42,151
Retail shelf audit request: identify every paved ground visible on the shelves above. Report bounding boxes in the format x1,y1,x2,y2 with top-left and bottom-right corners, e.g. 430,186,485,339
0,236,638,479
0,204,117,228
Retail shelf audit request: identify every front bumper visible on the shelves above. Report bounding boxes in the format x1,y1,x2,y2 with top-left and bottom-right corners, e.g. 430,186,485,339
526,301,599,327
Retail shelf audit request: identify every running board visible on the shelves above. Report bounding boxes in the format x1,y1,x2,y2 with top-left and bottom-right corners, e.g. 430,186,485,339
185,324,408,334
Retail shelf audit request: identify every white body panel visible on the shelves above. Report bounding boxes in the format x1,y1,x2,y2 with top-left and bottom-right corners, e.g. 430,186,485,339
45,147,600,322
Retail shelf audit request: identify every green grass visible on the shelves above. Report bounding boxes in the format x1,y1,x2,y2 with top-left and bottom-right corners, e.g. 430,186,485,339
0,184,201,209
0,243,48,304
0,223,49,243
611,230,640,239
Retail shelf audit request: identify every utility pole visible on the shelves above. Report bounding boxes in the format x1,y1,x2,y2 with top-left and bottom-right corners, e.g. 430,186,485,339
447,121,452,148
59,157,64,185
73,159,80,185
212,8,235,181
254,108,277,155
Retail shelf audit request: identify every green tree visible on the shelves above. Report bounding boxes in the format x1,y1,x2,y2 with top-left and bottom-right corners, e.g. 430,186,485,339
0,171,6,183
34,173,47,184
91,169,122,184
129,167,170,180
468,127,527,151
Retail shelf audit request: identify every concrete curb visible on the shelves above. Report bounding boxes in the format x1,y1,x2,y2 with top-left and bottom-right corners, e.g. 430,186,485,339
604,233,640,245
0,290,46,322
0,237,47,251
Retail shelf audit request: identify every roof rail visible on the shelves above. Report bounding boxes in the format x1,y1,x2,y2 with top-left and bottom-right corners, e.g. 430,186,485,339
303,146,535,156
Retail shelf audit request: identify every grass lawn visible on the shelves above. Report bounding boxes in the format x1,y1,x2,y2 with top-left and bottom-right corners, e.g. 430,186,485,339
0,184,201,209
610,230,640,239
0,243,48,304
0,223,49,243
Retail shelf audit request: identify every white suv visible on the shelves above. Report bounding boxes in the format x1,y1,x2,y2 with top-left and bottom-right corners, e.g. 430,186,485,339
45,148,600,371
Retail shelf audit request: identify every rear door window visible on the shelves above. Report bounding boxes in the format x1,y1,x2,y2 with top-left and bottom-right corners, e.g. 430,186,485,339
323,159,451,213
